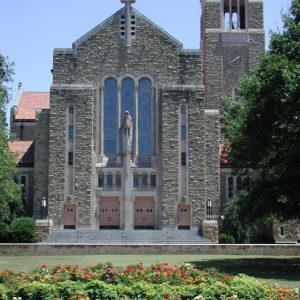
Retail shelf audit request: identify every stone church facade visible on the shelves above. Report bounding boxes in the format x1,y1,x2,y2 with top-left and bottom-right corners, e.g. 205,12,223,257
10,0,266,240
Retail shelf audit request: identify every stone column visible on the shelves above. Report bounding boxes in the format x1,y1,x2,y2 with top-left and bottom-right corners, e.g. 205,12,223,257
116,85,121,159
35,219,53,242
202,220,218,244
100,87,104,156
123,151,133,229
134,86,139,163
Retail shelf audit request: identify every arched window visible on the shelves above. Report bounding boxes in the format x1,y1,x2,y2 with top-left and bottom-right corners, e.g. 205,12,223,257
138,78,152,155
121,78,135,120
104,78,117,155
102,75,155,160
121,78,135,153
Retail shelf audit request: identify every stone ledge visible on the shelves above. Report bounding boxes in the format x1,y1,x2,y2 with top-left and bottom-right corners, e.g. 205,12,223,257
162,84,204,91
54,48,74,54
50,84,94,91
0,244,299,256
36,220,53,227
205,109,219,116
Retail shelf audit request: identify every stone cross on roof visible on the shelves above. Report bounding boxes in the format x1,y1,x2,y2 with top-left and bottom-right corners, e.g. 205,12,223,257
120,0,136,47
121,0,136,6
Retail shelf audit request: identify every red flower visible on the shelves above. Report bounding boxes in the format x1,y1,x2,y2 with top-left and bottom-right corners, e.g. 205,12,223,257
42,264,47,268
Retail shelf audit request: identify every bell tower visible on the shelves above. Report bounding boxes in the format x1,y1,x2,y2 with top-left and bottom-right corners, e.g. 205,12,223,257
201,0,265,109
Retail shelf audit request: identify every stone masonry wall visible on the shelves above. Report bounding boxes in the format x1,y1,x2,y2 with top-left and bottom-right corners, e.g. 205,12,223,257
161,87,180,229
188,89,207,227
248,1,264,30
204,110,220,218
202,1,264,109
249,32,265,72
33,110,49,219
202,1,222,29
203,220,219,244
53,10,201,87
273,220,300,241
202,33,223,109
48,86,94,228
50,8,202,228
161,85,206,229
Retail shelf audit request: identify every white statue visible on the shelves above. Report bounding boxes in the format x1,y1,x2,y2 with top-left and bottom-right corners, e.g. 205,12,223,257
122,111,133,154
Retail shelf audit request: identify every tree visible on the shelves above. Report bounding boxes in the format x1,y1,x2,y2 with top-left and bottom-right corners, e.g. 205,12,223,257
0,54,22,222
222,0,300,234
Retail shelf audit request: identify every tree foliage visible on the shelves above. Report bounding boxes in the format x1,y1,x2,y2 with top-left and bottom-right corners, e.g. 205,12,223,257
0,54,22,222
222,0,300,230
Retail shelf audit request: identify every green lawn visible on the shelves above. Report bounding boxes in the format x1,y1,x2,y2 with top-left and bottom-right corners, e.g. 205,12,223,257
0,255,299,288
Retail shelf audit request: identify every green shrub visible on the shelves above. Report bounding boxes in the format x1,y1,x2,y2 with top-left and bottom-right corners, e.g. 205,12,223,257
230,274,266,299
16,282,58,300
57,280,87,299
85,280,119,300
9,217,35,243
0,284,9,300
0,222,9,243
219,233,235,244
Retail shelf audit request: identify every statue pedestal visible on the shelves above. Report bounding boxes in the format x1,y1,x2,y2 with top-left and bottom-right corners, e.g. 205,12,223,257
123,152,134,230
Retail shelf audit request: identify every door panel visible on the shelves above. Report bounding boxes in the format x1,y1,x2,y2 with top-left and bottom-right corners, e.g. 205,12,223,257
134,197,155,229
64,204,76,229
177,204,191,229
99,197,120,229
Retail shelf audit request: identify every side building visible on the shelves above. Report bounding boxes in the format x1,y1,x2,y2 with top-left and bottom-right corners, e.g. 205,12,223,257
10,83,50,219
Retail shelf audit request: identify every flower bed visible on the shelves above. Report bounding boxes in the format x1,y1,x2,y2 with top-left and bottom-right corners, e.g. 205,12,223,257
0,263,299,299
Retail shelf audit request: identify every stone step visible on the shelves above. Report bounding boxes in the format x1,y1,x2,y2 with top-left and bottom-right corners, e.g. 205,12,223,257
45,229,211,244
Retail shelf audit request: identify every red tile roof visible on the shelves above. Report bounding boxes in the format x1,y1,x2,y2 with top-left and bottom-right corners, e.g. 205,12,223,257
8,141,34,166
220,143,229,166
15,92,50,121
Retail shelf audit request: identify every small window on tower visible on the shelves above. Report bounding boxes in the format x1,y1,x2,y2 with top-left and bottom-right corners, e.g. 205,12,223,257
279,225,285,237
120,15,126,37
181,126,187,140
68,126,74,141
223,0,246,30
181,152,186,166
68,152,73,166
228,176,234,199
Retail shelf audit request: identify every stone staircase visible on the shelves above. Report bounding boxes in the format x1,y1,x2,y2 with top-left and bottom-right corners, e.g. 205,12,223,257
44,229,211,244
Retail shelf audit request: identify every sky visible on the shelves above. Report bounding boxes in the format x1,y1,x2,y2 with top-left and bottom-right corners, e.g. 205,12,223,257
0,0,292,102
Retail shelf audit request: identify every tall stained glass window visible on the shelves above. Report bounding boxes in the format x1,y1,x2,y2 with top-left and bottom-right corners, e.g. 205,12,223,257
121,78,135,119
104,78,117,155
138,78,152,155
121,78,135,153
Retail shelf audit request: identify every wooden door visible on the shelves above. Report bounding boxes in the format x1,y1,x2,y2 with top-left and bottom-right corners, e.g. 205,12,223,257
177,204,191,229
64,204,76,229
134,197,155,229
99,197,120,229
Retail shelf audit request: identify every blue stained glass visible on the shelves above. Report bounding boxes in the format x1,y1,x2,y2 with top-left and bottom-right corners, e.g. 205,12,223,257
121,78,135,119
138,78,152,155
181,126,187,140
104,78,117,155
121,78,135,153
